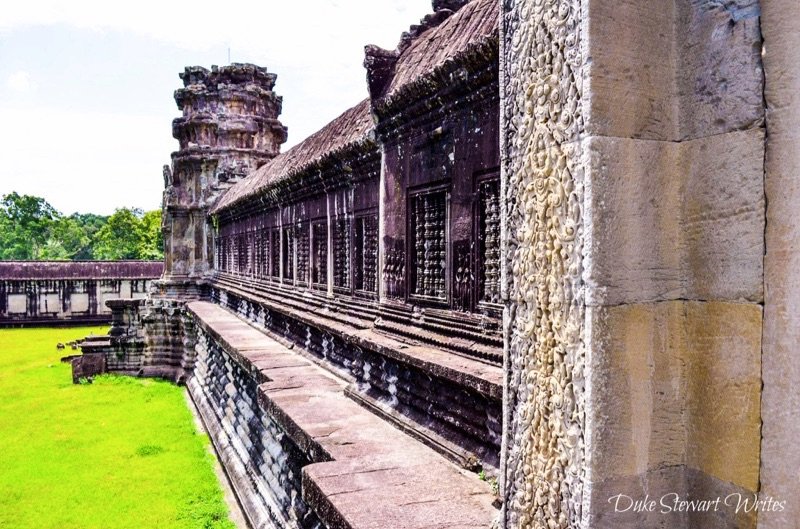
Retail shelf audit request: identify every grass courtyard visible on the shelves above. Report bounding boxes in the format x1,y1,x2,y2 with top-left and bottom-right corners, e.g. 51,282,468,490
0,326,236,529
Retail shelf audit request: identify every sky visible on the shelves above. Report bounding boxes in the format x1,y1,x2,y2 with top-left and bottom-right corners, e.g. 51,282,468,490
0,0,431,215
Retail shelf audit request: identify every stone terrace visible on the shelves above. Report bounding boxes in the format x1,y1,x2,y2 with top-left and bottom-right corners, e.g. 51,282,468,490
187,301,497,529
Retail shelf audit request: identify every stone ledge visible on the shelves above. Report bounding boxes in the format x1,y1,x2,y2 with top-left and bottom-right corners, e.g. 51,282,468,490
186,301,498,529
211,279,502,399
211,283,503,470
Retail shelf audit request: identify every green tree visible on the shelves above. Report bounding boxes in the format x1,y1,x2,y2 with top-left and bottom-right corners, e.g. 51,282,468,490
70,213,108,259
40,216,90,260
0,192,60,259
93,208,146,260
0,193,162,261
137,210,164,260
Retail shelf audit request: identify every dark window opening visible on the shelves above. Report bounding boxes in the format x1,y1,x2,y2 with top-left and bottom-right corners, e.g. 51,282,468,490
410,190,447,300
312,221,327,286
354,215,378,293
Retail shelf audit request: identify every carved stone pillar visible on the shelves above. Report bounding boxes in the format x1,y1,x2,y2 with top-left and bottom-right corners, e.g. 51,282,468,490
500,1,586,527
502,1,766,528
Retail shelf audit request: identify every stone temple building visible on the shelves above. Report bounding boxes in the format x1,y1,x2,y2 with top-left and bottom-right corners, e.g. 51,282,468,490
77,0,800,528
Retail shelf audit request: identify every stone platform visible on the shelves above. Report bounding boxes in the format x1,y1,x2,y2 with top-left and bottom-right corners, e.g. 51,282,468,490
209,277,503,472
186,301,498,529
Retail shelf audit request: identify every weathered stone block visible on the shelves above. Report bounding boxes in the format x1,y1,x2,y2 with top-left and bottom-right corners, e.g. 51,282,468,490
585,0,676,140
584,129,764,306
676,0,765,139
586,0,764,141
587,301,762,491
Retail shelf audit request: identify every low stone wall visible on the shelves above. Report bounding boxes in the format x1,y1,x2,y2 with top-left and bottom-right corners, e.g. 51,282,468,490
188,321,322,529
183,301,497,529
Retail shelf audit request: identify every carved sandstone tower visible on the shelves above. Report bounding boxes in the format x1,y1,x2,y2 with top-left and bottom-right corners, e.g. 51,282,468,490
160,63,287,295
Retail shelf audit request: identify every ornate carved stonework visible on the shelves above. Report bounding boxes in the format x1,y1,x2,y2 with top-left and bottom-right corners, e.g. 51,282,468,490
411,191,447,300
479,178,501,305
383,240,405,299
502,0,585,527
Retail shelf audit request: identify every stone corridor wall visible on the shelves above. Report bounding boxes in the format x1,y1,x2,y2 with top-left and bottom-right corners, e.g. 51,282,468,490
0,261,162,325
188,321,321,529
209,284,503,471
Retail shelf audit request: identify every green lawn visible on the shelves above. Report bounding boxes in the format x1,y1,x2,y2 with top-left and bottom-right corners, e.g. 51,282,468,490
0,326,236,529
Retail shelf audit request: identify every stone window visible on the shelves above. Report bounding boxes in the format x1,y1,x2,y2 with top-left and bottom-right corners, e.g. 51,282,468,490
230,234,239,273
354,214,378,294
312,221,327,286
238,232,249,274
282,227,294,281
478,178,501,305
99,280,121,293
270,229,280,279
216,236,226,272
409,189,448,301
255,230,267,278
246,231,255,275
296,223,310,286
333,218,351,289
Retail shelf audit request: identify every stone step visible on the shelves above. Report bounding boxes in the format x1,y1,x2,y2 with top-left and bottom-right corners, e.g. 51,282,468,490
214,272,502,363
209,282,503,471
187,301,498,529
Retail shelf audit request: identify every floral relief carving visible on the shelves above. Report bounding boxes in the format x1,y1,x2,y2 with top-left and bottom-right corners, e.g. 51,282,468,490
502,0,586,528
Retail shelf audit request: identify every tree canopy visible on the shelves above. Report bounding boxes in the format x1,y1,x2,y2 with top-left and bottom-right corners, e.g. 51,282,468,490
0,192,163,261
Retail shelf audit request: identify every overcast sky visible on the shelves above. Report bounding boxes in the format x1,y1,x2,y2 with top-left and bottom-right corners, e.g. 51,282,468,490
0,0,431,215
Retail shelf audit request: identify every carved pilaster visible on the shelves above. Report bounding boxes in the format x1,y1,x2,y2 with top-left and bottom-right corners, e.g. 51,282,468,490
501,1,585,528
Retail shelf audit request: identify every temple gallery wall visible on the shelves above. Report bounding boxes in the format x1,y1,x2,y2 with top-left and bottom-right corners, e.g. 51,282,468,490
69,0,798,528
0,261,162,325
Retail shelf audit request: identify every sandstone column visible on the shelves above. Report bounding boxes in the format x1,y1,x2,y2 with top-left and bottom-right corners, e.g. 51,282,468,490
760,1,800,527
501,1,766,528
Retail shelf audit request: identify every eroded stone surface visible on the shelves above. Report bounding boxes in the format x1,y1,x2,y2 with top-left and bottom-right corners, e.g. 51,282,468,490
584,129,765,306
587,301,762,492
586,0,764,141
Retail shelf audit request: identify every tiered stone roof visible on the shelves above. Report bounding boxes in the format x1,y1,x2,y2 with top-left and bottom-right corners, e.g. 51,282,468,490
212,99,374,213
212,0,498,215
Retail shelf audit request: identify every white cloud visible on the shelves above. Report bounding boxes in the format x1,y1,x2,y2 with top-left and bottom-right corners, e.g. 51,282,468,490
0,106,169,215
0,0,434,213
0,0,430,54
6,71,36,92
